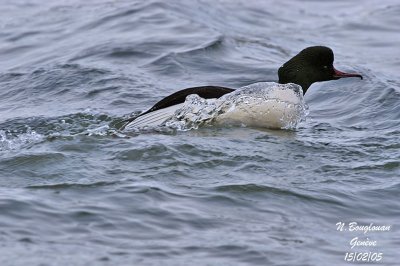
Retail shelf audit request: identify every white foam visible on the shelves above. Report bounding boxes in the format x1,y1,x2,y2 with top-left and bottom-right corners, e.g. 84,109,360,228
0,129,44,151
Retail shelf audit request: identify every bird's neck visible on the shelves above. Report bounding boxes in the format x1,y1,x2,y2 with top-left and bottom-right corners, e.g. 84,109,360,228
278,76,311,95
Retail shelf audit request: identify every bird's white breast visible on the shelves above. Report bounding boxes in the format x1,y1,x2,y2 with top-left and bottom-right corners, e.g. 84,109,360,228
215,86,303,129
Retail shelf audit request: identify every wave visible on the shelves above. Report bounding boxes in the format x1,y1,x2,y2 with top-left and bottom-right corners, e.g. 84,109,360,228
0,111,127,152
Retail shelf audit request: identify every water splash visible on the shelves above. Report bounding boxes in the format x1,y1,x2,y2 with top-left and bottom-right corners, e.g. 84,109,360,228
0,128,44,151
0,111,127,151
216,82,308,129
137,82,308,131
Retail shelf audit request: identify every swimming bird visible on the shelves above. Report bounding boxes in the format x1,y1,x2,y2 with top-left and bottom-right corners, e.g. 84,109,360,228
123,46,362,130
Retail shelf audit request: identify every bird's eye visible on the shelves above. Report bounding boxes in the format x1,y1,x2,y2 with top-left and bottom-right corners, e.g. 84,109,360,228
323,65,328,69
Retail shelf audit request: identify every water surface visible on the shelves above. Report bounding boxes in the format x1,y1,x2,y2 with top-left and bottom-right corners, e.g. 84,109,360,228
0,0,399,265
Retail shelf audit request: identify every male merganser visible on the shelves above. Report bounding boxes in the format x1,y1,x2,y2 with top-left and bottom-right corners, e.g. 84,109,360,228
123,46,362,130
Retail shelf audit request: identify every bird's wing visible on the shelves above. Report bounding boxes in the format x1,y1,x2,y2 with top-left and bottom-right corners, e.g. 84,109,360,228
123,86,235,127
144,86,234,114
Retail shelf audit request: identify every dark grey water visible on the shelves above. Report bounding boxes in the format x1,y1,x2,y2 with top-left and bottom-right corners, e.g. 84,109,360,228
0,0,399,265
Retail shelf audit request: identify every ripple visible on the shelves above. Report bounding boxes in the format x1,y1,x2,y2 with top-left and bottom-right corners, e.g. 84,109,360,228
27,180,121,189
6,30,42,42
214,183,343,206
78,2,169,31
146,35,224,65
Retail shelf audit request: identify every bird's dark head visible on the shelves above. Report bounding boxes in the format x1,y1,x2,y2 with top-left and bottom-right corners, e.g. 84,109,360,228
278,46,363,94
